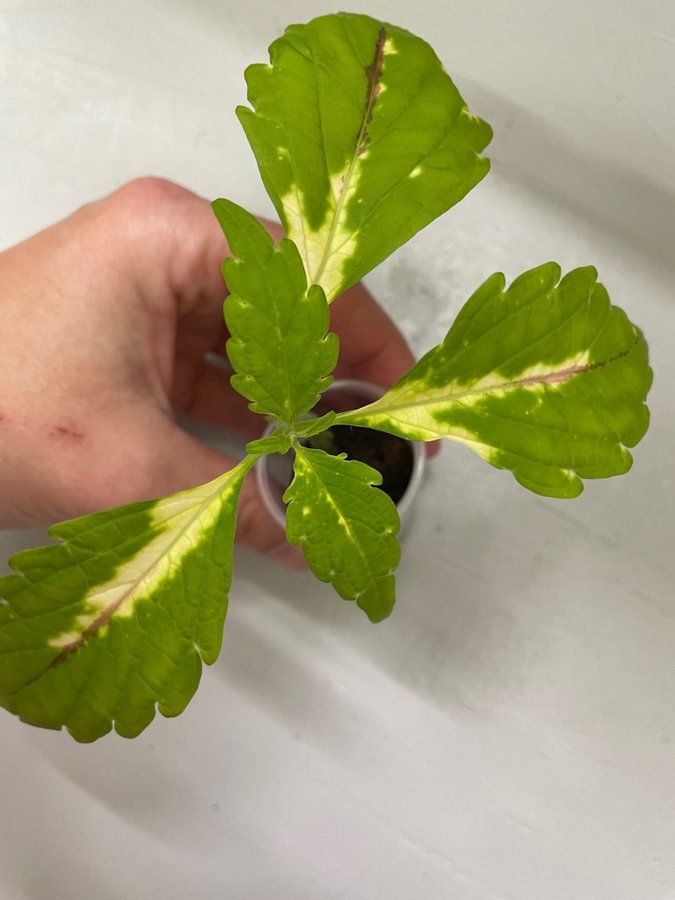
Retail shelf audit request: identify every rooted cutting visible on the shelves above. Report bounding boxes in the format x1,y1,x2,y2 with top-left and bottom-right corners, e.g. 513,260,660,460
0,12,652,741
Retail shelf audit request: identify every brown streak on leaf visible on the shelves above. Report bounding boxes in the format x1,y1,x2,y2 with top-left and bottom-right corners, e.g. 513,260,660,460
358,26,387,155
50,610,109,667
21,584,140,685
513,348,631,389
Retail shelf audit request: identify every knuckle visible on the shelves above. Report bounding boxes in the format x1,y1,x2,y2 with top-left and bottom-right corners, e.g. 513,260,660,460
110,176,186,209
101,178,192,235
92,177,194,263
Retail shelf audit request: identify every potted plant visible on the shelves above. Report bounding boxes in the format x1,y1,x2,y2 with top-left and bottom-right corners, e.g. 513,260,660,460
0,12,651,743
257,378,427,531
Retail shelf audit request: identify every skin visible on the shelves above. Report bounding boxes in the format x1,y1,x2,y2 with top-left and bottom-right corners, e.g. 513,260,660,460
0,178,433,567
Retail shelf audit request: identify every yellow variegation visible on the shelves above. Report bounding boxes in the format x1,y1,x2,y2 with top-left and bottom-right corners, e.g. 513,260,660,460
284,446,401,622
237,12,491,300
0,457,256,742
0,14,653,744
337,264,652,498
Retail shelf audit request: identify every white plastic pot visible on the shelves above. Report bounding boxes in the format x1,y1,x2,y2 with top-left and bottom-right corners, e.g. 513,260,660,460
256,379,426,531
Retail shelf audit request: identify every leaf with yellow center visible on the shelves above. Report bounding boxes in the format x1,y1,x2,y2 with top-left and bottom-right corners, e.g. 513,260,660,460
237,11,491,300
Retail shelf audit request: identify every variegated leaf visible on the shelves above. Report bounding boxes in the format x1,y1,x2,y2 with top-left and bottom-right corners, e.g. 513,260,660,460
213,199,338,423
237,11,491,301
0,456,256,742
337,264,652,498
284,446,401,622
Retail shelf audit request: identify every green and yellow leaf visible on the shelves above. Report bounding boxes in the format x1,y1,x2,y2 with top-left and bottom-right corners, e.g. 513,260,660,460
284,445,401,622
338,264,652,498
213,199,339,424
0,456,256,742
237,11,492,301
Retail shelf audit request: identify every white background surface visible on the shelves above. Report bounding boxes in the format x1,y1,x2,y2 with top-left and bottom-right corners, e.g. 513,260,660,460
1,2,675,898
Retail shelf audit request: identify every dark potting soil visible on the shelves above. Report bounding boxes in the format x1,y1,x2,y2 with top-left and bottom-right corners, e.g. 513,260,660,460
305,425,414,505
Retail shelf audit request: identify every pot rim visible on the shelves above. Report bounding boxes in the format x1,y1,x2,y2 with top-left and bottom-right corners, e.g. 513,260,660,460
256,378,426,531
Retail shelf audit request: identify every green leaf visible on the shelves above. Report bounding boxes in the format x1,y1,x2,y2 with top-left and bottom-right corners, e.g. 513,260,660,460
293,411,337,439
0,456,256,742
338,264,652,498
284,445,401,622
245,412,338,455
246,432,293,455
237,11,491,301
213,198,339,423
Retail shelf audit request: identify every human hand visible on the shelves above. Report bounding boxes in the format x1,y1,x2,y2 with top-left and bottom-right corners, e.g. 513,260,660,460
0,178,421,566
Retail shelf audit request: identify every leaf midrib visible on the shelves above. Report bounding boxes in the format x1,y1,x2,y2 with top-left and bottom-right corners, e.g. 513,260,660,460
295,446,379,600
336,351,633,422
311,25,386,287
15,457,255,689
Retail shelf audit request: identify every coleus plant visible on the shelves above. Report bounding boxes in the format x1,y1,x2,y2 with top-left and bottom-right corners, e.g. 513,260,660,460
0,12,651,742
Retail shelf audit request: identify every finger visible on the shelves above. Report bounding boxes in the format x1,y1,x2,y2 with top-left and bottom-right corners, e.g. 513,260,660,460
163,428,305,569
236,472,306,570
328,281,440,457
109,408,305,570
329,280,415,388
114,179,231,316
121,179,281,322
173,356,263,438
